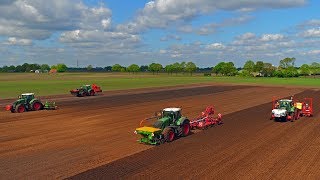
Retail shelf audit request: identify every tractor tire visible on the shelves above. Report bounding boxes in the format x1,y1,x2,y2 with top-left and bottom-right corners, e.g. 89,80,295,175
15,104,25,113
89,90,95,96
32,101,43,111
180,121,190,137
79,90,86,97
162,128,175,142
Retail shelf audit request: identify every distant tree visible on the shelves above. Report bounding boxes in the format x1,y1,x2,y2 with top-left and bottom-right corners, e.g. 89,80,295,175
212,62,237,76
87,65,93,71
51,65,57,70
8,65,15,72
172,62,181,75
140,65,149,72
185,62,197,76
254,61,264,72
127,64,140,74
104,66,112,71
111,64,123,72
279,57,295,69
222,62,237,76
299,64,310,77
243,60,255,76
212,62,226,75
262,63,276,77
148,63,163,74
56,64,67,72
165,64,174,75
179,61,186,73
120,67,126,72
15,65,24,72
21,63,29,72
40,64,50,72
310,62,320,77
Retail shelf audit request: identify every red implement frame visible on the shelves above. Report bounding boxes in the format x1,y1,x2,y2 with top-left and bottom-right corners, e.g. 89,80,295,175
190,106,223,129
301,98,313,117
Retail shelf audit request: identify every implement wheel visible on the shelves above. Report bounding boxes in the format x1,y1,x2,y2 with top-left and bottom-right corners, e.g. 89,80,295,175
163,128,175,142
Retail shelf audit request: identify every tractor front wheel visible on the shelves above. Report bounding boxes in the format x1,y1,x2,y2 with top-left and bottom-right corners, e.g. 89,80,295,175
15,104,25,113
163,128,175,142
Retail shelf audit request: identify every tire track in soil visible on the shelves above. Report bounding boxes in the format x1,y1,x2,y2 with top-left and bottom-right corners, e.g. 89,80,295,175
70,89,320,179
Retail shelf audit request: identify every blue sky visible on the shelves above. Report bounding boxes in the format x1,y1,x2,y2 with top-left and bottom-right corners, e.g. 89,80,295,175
0,0,319,67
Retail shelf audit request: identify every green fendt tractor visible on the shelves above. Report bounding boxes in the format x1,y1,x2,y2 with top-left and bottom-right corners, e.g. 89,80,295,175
5,93,57,113
70,84,102,97
134,108,191,145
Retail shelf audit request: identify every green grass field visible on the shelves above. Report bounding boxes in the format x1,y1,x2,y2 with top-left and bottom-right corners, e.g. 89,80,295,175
0,72,319,98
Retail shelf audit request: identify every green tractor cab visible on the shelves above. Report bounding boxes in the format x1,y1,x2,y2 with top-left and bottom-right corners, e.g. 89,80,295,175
5,93,57,113
134,108,190,145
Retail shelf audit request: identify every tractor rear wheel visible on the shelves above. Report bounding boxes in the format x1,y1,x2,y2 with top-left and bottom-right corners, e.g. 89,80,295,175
90,90,95,96
15,104,25,113
163,128,175,142
181,122,190,137
32,102,43,111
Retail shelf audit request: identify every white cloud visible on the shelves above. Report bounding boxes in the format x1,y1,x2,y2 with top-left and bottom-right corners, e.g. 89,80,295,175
206,43,226,50
4,37,33,46
308,50,320,55
261,34,284,41
0,0,112,39
118,0,306,34
301,28,320,38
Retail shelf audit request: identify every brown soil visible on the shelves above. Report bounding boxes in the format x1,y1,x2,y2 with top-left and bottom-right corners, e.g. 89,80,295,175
0,85,311,179
71,89,320,179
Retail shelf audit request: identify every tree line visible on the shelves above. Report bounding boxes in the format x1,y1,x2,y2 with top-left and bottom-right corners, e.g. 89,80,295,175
0,58,319,77
0,63,68,73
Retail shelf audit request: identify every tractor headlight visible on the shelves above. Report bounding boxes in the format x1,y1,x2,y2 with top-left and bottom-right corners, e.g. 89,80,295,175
134,130,137,134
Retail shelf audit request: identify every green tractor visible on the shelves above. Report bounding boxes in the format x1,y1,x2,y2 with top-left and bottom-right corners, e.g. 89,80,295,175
134,108,191,145
70,84,102,97
5,93,57,113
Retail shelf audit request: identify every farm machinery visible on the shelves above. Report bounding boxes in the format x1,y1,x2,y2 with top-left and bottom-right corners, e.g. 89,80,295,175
190,106,223,129
70,84,102,97
270,96,313,122
134,106,223,145
5,93,57,113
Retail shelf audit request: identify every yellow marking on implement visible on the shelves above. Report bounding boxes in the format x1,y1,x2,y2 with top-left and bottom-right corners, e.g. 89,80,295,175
295,102,302,110
136,126,161,133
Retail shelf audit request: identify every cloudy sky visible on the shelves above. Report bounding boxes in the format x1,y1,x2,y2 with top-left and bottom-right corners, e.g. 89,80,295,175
0,0,319,67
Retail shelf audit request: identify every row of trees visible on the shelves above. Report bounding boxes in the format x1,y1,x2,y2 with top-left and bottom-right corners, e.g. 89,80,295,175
0,63,68,73
240,58,320,77
0,59,319,77
110,62,197,75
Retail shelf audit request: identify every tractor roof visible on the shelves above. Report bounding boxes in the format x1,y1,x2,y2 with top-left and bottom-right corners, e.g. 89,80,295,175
279,99,292,102
21,93,34,96
163,108,181,112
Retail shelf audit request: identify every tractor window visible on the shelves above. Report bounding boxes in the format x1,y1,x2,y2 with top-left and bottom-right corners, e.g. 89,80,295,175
163,111,171,117
153,121,163,129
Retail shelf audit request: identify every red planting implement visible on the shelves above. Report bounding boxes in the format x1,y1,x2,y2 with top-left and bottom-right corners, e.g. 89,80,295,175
190,106,223,129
